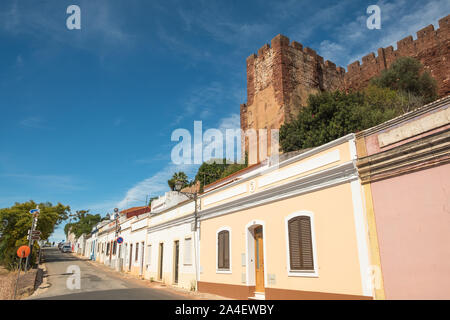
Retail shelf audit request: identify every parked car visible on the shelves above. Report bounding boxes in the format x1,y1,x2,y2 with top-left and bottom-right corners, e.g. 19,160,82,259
61,245,72,253
58,242,64,250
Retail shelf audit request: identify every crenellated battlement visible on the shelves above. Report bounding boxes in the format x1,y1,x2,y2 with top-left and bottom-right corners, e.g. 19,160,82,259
241,14,450,158
345,14,450,96
247,33,342,72
246,33,347,107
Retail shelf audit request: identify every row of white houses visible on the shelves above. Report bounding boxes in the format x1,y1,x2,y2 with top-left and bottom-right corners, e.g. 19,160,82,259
69,97,450,300
75,191,199,292
71,133,378,300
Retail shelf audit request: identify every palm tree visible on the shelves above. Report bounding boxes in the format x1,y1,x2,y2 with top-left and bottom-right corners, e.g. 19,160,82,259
168,171,189,191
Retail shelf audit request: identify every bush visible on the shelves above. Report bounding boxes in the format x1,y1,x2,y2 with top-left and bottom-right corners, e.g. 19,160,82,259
279,87,410,152
279,57,439,153
370,57,437,104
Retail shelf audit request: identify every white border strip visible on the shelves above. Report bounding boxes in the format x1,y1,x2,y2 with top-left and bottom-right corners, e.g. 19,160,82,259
350,179,372,297
259,149,340,187
204,184,247,207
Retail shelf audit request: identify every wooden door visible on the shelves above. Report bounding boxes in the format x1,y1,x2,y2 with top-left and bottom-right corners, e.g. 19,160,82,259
174,241,179,284
140,242,144,275
158,243,164,280
254,226,265,293
129,244,133,270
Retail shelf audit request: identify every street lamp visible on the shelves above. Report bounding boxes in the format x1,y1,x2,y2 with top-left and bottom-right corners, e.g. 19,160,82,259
174,180,198,231
174,179,200,291
113,208,120,237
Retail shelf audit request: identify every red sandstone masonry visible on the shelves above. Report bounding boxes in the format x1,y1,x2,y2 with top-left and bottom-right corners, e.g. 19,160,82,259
246,34,346,110
345,14,450,97
242,33,346,157
245,14,449,110
241,14,450,157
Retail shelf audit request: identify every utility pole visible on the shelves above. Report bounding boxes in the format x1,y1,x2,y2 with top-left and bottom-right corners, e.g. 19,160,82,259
25,206,39,271
174,180,200,290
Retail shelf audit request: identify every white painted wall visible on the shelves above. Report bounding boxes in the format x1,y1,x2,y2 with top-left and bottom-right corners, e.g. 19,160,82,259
146,221,197,291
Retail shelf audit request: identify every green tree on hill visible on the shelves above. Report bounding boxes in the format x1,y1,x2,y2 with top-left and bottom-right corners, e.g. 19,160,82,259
280,57,439,152
64,210,102,238
371,56,438,105
0,201,70,269
194,155,248,192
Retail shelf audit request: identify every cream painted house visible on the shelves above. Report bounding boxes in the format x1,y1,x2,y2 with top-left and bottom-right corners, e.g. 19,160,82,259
196,134,374,300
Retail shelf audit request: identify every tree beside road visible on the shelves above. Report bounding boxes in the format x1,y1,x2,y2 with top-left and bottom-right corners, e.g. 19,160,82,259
0,201,70,270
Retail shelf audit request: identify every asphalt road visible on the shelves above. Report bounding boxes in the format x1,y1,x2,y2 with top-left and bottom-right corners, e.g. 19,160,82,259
30,247,186,300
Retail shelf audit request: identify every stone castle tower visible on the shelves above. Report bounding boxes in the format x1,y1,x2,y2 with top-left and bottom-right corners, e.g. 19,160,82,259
241,14,450,159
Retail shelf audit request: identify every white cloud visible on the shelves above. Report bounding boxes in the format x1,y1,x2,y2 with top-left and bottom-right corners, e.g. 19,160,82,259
310,0,450,68
16,55,24,67
117,112,241,209
0,0,135,55
171,81,243,127
218,113,240,131
2,173,83,191
116,163,197,209
20,116,46,129
318,40,348,63
113,118,123,126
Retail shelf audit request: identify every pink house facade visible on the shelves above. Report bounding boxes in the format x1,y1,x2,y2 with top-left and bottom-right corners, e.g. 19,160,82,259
356,95,450,299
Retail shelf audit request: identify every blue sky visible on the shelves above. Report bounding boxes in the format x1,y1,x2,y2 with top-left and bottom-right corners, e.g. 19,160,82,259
0,0,448,242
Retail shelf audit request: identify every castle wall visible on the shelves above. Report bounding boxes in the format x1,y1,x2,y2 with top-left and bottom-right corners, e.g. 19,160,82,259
241,14,450,159
345,15,450,97
242,35,345,158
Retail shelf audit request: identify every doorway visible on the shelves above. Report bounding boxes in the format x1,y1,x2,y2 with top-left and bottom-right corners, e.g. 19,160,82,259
254,226,265,293
129,243,133,271
124,243,128,269
139,241,145,276
173,241,180,284
158,243,164,281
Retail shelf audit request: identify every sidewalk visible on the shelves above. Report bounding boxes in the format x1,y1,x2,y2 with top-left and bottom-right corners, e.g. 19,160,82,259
75,253,232,300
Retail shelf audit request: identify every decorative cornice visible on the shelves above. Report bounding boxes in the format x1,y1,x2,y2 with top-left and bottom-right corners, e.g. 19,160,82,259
199,133,355,200
199,161,358,221
356,95,450,138
150,198,193,217
147,213,194,233
357,129,450,183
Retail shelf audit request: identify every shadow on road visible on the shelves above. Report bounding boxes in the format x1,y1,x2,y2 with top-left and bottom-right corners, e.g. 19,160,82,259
44,272,75,277
33,288,185,300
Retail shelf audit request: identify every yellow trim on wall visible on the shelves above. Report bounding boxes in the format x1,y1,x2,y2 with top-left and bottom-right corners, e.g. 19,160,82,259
357,136,386,300
362,183,386,299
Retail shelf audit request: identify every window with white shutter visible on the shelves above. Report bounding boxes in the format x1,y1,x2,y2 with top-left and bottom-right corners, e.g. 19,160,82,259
184,238,192,265
146,245,151,265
